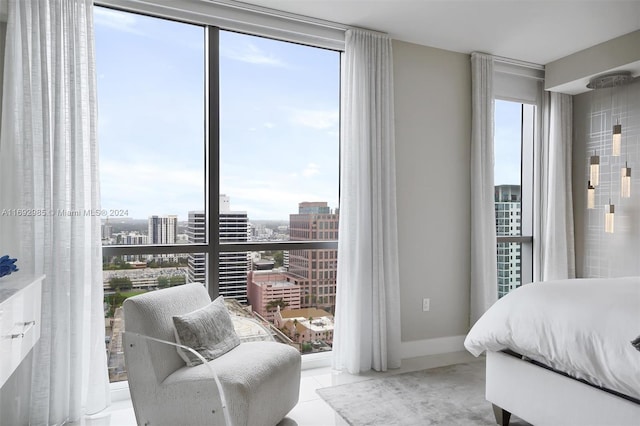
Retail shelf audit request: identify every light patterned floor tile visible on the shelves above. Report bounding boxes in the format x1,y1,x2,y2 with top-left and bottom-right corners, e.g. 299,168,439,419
79,351,475,426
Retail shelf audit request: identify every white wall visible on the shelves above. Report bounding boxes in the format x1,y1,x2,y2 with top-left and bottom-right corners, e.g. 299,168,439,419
573,79,640,277
393,40,472,344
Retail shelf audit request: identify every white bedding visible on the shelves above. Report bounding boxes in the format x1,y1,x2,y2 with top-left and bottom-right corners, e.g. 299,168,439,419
464,276,640,401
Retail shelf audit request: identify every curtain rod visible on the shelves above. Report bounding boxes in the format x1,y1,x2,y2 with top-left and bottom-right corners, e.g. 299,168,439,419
493,54,545,71
208,0,388,37
98,0,388,40
473,51,545,70
208,0,350,32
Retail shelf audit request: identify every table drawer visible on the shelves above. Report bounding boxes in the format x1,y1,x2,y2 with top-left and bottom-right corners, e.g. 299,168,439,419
0,275,43,388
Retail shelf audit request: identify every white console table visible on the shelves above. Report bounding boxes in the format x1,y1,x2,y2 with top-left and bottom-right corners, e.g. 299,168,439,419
0,274,44,388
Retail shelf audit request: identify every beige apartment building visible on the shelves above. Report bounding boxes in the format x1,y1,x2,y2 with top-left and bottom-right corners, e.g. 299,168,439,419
247,271,302,322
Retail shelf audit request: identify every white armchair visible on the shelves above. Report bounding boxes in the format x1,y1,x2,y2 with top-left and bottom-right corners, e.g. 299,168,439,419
122,283,301,426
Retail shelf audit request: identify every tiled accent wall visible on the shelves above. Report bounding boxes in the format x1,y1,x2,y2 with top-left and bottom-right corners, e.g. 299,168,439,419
581,79,640,277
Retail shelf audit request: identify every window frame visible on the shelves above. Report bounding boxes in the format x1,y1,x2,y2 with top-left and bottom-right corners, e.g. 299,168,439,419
494,100,536,293
96,4,343,389
492,56,543,290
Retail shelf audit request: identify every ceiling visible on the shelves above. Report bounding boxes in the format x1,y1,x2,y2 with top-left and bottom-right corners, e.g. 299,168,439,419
236,0,640,66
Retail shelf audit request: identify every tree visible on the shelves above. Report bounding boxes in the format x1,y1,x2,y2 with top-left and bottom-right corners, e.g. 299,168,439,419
266,298,288,312
169,275,186,286
157,276,170,288
109,277,133,292
103,256,132,270
273,251,284,268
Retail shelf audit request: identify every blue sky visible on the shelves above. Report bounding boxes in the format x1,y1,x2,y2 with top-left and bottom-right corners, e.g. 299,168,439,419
95,7,339,221
95,7,519,221
494,100,522,187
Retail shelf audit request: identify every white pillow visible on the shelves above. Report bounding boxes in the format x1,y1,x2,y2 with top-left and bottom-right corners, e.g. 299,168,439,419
172,296,241,366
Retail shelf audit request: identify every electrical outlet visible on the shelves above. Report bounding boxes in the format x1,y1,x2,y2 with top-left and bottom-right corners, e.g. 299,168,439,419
422,298,430,312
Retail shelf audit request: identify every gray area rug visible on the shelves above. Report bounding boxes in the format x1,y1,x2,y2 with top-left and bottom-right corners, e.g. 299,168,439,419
317,361,528,426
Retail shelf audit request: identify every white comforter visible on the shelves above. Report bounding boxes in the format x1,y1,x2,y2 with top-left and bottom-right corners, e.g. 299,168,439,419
464,276,640,400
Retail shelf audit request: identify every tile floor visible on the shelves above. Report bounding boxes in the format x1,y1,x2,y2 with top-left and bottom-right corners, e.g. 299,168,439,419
77,351,479,426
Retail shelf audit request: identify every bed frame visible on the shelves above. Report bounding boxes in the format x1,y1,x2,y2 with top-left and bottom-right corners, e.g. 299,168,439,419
486,350,640,425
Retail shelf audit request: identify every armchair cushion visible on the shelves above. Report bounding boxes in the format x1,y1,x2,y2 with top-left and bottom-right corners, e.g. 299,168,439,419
172,295,240,366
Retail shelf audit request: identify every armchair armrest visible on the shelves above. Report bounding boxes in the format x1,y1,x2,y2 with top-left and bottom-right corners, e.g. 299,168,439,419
124,331,233,426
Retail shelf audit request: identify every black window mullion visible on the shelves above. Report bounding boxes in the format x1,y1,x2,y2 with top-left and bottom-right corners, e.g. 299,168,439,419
206,25,220,301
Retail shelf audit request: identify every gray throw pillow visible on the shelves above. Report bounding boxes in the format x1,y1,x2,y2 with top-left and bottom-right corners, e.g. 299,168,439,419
173,296,241,366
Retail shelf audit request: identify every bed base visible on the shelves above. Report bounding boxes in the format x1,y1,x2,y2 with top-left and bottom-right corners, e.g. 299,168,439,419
486,351,640,426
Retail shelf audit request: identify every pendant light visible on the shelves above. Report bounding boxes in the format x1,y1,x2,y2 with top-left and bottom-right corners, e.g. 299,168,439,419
621,163,631,198
585,71,633,224
587,71,632,161
589,153,600,186
604,202,615,233
612,121,622,156
587,181,595,209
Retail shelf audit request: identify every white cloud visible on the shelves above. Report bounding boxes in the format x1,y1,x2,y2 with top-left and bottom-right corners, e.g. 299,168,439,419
94,8,142,35
302,163,320,178
289,108,339,130
102,161,203,187
100,161,204,219
264,122,275,129
222,43,287,67
220,170,338,220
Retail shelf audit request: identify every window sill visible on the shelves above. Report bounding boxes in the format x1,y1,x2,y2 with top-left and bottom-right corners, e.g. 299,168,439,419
301,350,332,370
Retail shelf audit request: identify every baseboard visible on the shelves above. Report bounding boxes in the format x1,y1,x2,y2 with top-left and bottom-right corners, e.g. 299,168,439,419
400,335,467,360
301,336,468,370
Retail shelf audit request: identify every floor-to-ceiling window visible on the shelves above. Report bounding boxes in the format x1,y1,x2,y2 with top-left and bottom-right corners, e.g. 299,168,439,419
492,58,543,298
494,100,535,298
96,5,340,383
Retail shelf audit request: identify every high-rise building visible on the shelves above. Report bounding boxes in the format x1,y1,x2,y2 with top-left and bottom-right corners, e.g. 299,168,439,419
187,211,206,284
219,207,249,304
297,201,331,215
187,195,249,303
148,215,178,263
148,215,177,244
101,220,113,240
495,185,522,298
288,201,338,313
219,194,231,212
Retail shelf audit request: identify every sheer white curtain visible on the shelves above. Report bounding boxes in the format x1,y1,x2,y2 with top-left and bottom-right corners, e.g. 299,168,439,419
540,91,575,280
332,28,402,374
0,0,109,423
470,52,497,325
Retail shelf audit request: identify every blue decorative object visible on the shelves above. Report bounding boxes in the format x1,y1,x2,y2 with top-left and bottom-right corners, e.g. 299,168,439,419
0,255,19,278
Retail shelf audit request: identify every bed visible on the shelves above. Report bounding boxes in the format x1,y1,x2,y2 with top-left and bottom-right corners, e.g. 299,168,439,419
464,276,640,425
